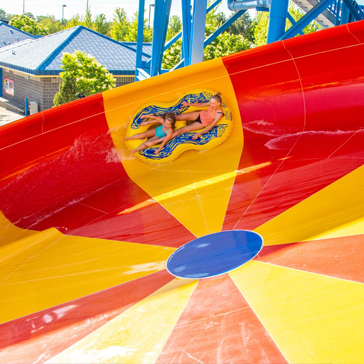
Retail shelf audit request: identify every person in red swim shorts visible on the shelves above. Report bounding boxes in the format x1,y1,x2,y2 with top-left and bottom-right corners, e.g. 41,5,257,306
172,92,225,140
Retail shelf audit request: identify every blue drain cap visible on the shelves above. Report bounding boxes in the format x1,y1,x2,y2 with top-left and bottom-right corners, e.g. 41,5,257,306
167,230,263,279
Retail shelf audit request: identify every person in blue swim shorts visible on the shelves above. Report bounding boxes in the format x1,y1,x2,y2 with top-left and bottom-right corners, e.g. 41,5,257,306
125,112,176,155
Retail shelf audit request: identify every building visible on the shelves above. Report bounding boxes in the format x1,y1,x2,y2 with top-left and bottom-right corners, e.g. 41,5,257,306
0,26,150,113
0,21,38,48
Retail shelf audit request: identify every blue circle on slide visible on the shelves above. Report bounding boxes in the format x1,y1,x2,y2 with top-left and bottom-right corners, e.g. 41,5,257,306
167,230,263,279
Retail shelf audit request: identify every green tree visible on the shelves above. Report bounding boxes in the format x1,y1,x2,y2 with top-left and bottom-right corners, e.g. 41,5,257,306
166,15,182,41
0,8,6,19
66,14,83,28
253,11,269,46
54,51,116,106
227,11,256,43
124,12,152,42
94,13,110,35
53,78,78,106
214,11,227,25
110,8,130,41
36,15,46,22
162,39,182,69
24,12,35,20
84,7,93,29
38,15,64,34
204,32,251,60
10,14,49,35
205,5,225,28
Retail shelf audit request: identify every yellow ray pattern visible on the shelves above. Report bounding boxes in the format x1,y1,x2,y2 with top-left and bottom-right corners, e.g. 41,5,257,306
255,163,364,246
103,58,244,237
47,278,197,364
230,261,364,364
0,211,36,248
0,219,175,324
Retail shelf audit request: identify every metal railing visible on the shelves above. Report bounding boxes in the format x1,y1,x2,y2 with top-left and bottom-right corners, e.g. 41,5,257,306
324,0,364,22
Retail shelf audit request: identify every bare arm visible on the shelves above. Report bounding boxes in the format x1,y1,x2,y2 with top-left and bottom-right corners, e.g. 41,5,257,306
140,114,164,126
155,129,173,155
192,113,223,139
181,101,210,108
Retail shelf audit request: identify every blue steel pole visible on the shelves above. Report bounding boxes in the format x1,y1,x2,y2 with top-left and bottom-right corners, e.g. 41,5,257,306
340,0,350,23
267,0,289,43
278,0,335,39
190,0,208,65
135,0,145,80
181,0,192,66
286,12,304,35
150,0,172,76
0,68,2,97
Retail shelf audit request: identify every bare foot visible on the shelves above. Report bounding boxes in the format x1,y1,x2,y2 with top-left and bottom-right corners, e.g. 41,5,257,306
124,136,130,141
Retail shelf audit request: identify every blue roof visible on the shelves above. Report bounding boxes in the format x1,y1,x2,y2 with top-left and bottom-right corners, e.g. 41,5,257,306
0,26,149,75
0,21,37,48
120,42,153,57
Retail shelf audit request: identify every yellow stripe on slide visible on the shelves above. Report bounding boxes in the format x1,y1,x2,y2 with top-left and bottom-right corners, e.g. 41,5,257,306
47,278,197,364
103,58,243,237
0,225,175,324
0,211,36,248
255,164,364,246
230,261,364,364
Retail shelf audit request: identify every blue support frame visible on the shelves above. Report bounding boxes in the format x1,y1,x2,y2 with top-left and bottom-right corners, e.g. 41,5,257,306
181,0,192,66
267,0,290,43
0,68,2,97
278,0,336,40
190,0,208,65
340,1,351,23
135,0,145,75
150,0,172,76
135,0,364,81
342,0,363,20
286,12,305,35
204,9,247,47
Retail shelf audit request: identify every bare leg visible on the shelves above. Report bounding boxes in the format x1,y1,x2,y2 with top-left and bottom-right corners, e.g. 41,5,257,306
172,122,203,138
130,135,161,153
145,137,164,147
125,129,156,141
175,111,200,121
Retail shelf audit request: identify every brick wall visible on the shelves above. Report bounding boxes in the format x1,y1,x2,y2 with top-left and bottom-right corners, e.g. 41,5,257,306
2,69,43,111
1,68,135,112
43,77,62,110
115,76,135,88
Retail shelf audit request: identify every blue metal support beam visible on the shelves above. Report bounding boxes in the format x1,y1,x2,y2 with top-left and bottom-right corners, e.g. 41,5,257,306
277,0,335,40
267,0,290,43
286,12,305,35
181,0,192,66
172,3,247,70
150,0,173,77
0,68,2,97
340,1,351,23
342,0,363,21
135,0,145,76
204,9,247,47
335,0,342,25
190,0,208,65
228,0,270,10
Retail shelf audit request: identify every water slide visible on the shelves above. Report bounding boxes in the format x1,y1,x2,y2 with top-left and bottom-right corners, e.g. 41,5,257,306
1,20,364,363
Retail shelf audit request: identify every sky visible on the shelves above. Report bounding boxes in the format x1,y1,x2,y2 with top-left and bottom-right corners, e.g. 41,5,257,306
2,0,236,22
